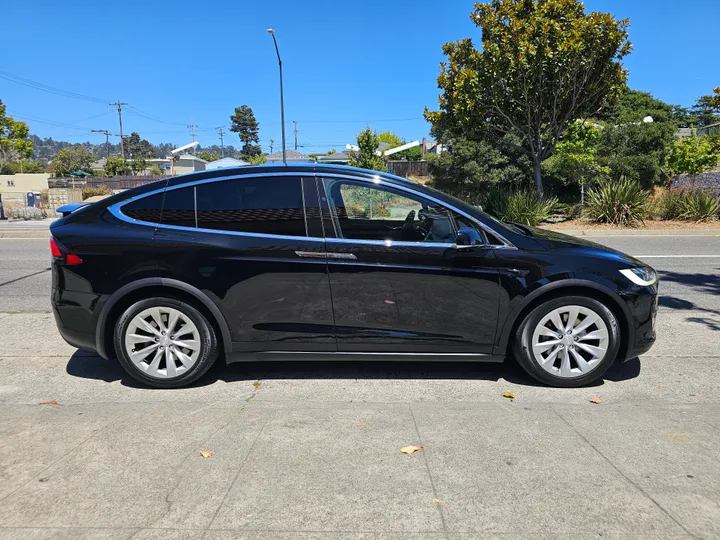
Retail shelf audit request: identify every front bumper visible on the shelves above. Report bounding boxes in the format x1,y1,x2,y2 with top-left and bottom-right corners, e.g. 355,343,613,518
622,287,658,361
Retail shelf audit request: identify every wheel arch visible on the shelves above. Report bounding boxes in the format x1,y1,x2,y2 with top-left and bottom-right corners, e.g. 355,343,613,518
95,278,232,360
494,279,633,361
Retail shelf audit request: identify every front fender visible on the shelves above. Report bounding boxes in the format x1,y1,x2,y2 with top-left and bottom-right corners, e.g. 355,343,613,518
493,276,634,357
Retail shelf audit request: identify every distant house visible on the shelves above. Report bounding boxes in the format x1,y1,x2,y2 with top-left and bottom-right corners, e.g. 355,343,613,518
90,157,107,172
316,150,351,165
146,154,207,175
265,149,315,163
206,157,249,170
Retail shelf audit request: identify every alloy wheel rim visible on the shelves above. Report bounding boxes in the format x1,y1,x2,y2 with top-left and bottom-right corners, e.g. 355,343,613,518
531,305,609,379
124,306,201,379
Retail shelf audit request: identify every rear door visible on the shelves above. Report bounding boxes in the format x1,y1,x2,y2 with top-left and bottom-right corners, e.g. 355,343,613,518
150,173,336,352
318,175,501,354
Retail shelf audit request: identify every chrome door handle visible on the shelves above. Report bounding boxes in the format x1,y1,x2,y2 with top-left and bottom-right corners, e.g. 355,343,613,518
327,252,357,260
295,251,357,260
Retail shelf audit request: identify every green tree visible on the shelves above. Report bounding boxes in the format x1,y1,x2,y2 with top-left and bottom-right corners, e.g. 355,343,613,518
377,131,403,148
667,130,720,178
594,89,677,186
348,128,385,171
123,132,155,159
543,120,609,202
149,164,163,176
429,135,531,203
129,158,148,175
104,155,130,176
425,0,631,197
1,159,44,174
229,105,261,159
53,147,94,176
199,150,220,162
246,153,267,165
690,90,720,127
0,99,33,171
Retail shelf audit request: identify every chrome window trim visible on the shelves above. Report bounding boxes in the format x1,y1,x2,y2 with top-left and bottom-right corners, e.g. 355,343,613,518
318,173,516,249
108,170,516,249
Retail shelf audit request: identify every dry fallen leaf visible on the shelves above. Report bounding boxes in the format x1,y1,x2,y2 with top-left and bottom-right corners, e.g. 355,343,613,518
432,498,442,504
199,451,214,459
39,400,61,406
502,392,515,399
589,397,601,404
384,300,395,304
399,445,422,454
356,423,367,427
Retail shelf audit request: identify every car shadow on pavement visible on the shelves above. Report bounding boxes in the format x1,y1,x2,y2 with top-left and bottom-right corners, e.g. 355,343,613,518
65,350,642,389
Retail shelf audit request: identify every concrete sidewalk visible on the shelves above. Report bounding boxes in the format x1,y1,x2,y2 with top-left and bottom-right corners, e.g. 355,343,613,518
1,308,719,539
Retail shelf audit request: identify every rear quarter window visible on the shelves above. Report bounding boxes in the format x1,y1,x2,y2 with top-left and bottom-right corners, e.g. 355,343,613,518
121,193,163,223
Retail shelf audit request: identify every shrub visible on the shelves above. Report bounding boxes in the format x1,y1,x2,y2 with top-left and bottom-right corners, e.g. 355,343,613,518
479,185,557,226
82,185,113,200
149,165,163,176
503,191,558,226
5,206,45,220
675,191,720,222
585,177,650,226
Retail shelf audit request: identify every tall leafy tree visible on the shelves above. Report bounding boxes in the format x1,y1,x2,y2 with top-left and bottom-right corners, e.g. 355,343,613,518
230,105,261,158
53,147,94,176
123,132,155,159
348,128,385,171
426,0,631,197
0,99,33,171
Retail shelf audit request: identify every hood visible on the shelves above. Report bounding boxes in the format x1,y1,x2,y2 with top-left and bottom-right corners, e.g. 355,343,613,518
525,226,645,266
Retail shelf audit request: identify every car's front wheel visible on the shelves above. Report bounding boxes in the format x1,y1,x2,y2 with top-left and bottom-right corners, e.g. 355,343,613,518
513,296,621,388
114,297,218,388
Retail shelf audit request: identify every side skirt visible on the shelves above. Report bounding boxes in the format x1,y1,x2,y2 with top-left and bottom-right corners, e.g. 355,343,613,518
226,350,505,364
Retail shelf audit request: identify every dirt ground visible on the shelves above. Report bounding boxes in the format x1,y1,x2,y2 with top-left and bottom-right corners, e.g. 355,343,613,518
541,219,720,230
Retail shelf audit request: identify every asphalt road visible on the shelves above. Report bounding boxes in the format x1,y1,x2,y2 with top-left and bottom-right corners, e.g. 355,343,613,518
0,231,719,539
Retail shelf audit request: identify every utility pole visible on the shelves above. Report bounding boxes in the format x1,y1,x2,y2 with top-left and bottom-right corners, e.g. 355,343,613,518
188,119,197,155
92,129,110,160
111,100,128,159
293,120,298,151
269,139,275,154
216,127,225,157
267,29,286,164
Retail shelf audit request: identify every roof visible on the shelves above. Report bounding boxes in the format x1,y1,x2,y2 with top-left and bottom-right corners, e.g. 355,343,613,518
177,153,207,163
206,157,249,169
317,150,351,163
90,157,107,169
265,149,313,162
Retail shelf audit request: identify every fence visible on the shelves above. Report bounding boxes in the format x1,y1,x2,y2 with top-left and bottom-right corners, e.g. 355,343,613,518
386,160,429,178
49,175,163,190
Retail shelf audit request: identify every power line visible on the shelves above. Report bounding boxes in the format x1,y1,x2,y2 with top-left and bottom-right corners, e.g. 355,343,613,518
0,70,110,104
125,105,187,126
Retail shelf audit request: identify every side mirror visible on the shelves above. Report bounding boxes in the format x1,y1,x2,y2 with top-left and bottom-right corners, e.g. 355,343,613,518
456,227,485,249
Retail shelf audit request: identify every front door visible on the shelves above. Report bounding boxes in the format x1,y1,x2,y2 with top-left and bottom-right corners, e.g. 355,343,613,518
318,176,500,354
152,174,336,352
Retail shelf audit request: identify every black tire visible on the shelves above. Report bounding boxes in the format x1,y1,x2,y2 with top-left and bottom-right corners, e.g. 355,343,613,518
512,296,621,388
113,297,219,388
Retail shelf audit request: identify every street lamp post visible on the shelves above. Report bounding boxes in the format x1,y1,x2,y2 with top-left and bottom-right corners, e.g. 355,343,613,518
267,29,287,165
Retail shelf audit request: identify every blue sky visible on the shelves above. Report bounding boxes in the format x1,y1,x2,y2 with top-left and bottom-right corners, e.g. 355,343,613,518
2,0,718,154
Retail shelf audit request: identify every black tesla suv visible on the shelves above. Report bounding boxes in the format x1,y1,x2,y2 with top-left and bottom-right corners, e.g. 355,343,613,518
50,164,658,388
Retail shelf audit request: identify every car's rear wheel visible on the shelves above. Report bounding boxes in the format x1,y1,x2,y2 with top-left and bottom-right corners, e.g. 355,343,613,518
114,297,218,388
513,296,620,387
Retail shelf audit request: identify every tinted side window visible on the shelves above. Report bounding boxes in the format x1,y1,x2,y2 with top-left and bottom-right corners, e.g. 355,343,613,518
161,187,196,228
122,193,163,223
196,177,306,236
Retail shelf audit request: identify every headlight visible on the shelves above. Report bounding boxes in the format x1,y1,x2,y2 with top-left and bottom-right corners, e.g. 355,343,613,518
620,267,657,286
